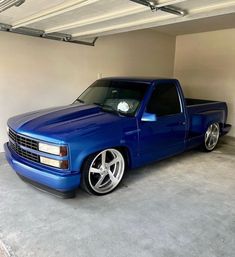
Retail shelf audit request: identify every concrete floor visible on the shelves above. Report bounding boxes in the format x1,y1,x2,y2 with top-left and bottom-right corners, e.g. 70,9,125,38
0,138,234,257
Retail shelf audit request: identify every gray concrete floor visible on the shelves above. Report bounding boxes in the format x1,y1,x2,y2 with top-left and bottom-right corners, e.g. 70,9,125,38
0,138,235,257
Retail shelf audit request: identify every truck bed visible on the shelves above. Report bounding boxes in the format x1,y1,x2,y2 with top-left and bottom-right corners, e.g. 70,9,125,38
185,98,227,118
185,98,230,145
185,98,218,106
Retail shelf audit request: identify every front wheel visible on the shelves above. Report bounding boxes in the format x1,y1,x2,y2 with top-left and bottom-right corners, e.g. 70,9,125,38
203,123,220,152
81,148,125,195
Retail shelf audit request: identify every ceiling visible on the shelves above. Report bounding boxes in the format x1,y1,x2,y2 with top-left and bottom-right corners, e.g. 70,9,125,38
0,0,235,43
153,12,235,35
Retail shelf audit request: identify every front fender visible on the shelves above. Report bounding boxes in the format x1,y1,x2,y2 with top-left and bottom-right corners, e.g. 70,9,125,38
73,141,133,172
68,118,138,172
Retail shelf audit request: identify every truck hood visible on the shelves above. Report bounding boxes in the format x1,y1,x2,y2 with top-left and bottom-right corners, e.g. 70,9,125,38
7,104,124,143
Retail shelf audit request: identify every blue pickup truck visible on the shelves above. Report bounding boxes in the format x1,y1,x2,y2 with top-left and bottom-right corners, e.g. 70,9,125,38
5,78,231,197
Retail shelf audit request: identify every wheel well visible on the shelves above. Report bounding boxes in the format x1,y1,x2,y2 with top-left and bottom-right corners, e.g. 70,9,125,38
206,122,222,134
218,122,223,134
115,146,131,169
80,146,131,172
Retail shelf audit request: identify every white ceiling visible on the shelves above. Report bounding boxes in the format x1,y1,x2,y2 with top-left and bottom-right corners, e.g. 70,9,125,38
0,0,235,41
153,12,235,35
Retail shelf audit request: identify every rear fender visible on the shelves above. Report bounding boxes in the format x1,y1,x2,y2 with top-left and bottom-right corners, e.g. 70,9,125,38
190,110,226,134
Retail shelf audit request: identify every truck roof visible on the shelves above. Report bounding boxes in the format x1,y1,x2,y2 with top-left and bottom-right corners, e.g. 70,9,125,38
99,77,177,84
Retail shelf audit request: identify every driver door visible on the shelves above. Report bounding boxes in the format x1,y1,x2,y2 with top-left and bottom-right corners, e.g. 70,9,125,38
139,81,186,163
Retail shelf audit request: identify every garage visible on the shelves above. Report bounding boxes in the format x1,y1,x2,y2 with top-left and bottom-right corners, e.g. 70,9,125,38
0,0,235,256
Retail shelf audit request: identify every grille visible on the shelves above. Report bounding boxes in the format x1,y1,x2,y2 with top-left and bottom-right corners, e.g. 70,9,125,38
9,141,40,162
8,129,40,163
9,129,38,150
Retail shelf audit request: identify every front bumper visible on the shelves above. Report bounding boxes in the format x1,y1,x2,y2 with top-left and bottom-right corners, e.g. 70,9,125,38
4,143,81,198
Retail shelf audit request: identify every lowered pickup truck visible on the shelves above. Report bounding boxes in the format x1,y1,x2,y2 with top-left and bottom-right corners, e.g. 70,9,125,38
5,78,231,197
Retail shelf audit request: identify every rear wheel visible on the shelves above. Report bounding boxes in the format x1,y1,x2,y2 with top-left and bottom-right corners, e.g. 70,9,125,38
203,123,220,151
81,148,125,195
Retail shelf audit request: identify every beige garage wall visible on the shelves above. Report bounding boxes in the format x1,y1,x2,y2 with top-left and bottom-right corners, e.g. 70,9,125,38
174,28,235,137
0,29,176,151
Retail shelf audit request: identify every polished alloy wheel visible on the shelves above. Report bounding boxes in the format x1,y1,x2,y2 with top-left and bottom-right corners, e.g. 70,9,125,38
88,149,125,194
205,123,220,151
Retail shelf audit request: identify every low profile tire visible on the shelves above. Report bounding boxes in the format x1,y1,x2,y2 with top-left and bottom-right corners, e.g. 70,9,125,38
203,122,220,152
81,148,125,195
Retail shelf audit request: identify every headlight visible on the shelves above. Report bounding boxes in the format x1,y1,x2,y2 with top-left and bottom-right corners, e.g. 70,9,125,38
40,156,68,169
6,126,9,134
38,142,67,156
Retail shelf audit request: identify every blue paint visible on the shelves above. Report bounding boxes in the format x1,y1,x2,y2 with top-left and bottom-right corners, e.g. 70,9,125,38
5,78,231,194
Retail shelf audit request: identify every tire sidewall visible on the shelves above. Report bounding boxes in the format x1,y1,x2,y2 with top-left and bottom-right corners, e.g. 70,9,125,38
204,122,220,152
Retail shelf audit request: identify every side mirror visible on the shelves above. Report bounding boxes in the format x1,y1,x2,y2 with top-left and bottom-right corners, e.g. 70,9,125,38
141,112,157,122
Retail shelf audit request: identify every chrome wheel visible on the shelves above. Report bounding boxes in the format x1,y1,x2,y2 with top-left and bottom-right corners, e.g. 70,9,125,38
205,123,220,151
88,149,125,194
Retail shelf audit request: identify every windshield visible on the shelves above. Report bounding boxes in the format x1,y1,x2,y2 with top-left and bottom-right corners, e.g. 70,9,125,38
74,80,149,116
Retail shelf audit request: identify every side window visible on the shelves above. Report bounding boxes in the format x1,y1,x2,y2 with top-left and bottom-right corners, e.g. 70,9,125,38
146,83,181,116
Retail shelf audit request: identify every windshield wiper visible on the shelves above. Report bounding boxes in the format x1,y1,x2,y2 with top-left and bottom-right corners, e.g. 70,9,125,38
93,102,124,116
